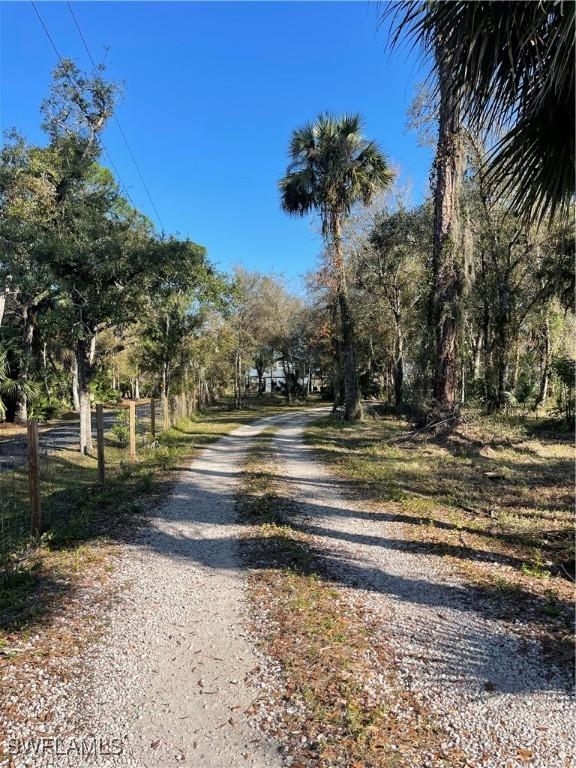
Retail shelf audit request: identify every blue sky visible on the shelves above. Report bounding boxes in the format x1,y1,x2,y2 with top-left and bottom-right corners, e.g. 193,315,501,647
0,1,432,289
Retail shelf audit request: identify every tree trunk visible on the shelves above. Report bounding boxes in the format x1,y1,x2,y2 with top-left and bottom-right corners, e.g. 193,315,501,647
472,329,483,380
76,338,94,454
72,355,80,411
391,315,404,407
392,302,404,408
234,350,242,409
338,290,361,419
329,300,344,412
42,343,50,398
282,356,292,403
431,50,464,406
535,317,550,408
332,218,361,421
494,277,512,408
15,306,36,424
14,397,27,426
0,277,14,329
510,343,521,392
162,362,169,399
256,367,264,397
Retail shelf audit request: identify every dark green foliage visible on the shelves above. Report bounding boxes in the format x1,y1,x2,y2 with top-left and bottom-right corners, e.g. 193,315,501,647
383,1,575,220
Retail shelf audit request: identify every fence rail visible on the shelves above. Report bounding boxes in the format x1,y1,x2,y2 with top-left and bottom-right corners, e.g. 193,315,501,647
0,394,194,560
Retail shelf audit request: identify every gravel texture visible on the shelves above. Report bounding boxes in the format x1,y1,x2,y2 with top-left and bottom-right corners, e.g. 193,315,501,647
2,408,573,768
2,413,290,768
272,411,575,768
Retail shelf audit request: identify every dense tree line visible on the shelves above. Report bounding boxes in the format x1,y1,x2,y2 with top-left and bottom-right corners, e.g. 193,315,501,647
0,63,319,434
278,1,575,422
2,3,574,434
0,65,239,439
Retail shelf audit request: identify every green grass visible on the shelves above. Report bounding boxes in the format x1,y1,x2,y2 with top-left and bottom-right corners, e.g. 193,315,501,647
306,411,574,573
0,401,298,644
305,410,574,662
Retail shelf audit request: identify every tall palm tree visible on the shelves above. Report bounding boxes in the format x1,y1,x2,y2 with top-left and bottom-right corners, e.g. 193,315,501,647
384,1,574,407
385,1,574,221
279,113,393,420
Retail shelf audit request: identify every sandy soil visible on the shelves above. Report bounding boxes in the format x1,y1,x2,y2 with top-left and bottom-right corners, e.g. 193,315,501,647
2,413,292,768
271,411,575,768
3,408,573,768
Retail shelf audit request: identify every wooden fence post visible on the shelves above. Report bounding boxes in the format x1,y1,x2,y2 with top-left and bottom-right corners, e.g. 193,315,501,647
163,395,169,432
27,419,41,536
96,404,105,482
150,399,156,440
129,401,136,461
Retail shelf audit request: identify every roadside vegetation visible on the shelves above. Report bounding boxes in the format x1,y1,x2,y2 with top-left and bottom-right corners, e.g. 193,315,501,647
306,410,574,664
0,403,290,653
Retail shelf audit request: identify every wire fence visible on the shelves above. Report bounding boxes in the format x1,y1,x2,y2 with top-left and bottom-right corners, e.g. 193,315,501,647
0,437,29,557
0,395,193,561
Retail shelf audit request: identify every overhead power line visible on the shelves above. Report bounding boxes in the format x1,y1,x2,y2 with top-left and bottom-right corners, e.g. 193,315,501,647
66,1,165,230
31,0,163,227
30,0,137,209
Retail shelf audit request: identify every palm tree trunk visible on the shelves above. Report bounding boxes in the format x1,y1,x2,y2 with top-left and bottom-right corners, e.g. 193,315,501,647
329,300,344,412
432,49,464,406
332,218,361,421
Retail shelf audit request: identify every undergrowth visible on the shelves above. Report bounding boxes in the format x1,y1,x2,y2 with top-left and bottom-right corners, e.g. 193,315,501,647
0,405,286,645
305,411,575,664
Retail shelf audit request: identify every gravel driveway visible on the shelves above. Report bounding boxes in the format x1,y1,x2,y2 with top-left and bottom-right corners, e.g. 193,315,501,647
271,411,575,768
3,413,293,768
3,408,573,768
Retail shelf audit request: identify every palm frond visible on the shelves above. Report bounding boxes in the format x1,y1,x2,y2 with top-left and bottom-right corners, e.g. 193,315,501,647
279,169,316,216
279,112,394,225
382,0,575,220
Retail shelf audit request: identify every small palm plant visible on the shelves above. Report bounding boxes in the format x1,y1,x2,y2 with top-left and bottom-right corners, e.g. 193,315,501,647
0,348,38,421
279,113,393,420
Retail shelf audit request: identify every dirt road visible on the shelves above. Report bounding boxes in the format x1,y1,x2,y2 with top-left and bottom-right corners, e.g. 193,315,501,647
3,408,572,768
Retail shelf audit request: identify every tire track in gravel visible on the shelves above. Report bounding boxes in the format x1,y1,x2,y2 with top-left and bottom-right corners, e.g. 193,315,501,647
271,411,575,768
13,411,305,768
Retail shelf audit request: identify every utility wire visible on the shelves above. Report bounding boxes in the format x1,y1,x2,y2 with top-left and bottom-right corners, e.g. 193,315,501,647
66,1,165,230
31,0,138,211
